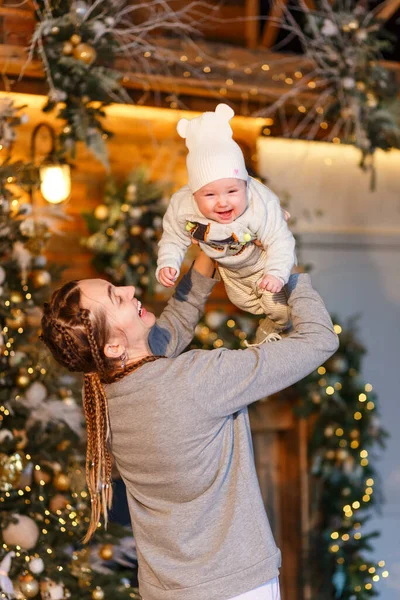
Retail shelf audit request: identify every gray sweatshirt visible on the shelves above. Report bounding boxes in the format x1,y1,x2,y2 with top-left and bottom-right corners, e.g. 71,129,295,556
105,268,339,600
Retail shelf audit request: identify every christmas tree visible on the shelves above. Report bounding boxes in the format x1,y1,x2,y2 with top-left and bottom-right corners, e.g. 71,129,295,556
0,99,139,600
82,169,168,298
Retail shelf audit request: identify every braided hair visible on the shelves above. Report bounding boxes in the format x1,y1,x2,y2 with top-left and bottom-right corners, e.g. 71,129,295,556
40,280,161,543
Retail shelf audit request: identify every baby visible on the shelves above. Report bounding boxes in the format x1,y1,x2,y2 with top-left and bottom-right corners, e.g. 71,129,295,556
156,103,296,344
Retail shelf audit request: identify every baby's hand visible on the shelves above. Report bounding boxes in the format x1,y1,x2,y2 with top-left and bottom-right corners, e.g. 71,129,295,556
258,274,283,294
158,267,177,287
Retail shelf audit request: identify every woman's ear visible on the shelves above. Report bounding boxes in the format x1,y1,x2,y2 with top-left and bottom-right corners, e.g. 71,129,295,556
104,341,125,360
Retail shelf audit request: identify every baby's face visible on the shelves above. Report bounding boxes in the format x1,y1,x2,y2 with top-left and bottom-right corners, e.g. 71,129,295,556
193,178,247,224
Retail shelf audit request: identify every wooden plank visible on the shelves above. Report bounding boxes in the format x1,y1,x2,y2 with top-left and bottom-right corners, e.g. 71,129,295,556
252,431,281,541
376,0,400,21
260,0,288,49
249,397,295,432
245,0,259,49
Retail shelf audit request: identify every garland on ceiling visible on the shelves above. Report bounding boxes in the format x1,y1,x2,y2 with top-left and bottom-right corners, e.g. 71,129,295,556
257,1,400,185
25,0,201,169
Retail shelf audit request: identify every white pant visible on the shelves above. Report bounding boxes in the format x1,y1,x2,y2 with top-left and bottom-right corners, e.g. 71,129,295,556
229,577,281,600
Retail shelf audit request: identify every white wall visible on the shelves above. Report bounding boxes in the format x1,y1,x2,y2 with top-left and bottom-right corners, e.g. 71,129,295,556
258,138,400,599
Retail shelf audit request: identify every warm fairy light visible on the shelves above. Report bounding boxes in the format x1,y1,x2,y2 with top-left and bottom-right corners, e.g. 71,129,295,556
261,64,270,71
366,478,374,486
219,88,227,95
298,106,306,113
226,78,233,85
180,55,188,62
227,320,235,328
373,575,380,582
319,378,326,386
367,401,375,410
363,494,371,502
339,439,347,447
143,51,151,58
285,77,293,84
295,71,302,78
184,71,191,78
360,450,368,458
320,122,328,129
360,565,367,571
378,561,385,567
351,440,359,449
352,501,360,509
318,366,326,374
334,382,342,390
331,532,339,539
365,583,372,590
382,571,389,577
330,545,339,553
358,393,367,402
334,324,342,334
47,548,52,554
342,534,350,541
244,67,252,74
316,107,324,115
263,128,271,136
360,458,368,467
368,567,375,574
354,412,362,420
343,504,351,512
355,585,361,592
308,81,316,88
203,66,211,73
337,557,344,564
336,428,344,436
365,384,373,392
354,532,362,539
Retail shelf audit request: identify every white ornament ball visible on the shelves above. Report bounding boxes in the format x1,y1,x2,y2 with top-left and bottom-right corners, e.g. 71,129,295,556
25,382,48,406
71,0,89,20
41,580,65,600
29,556,44,574
0,429,13,443
205,311,226,330
342,77,356,90
0,265,5,284
2,514,40,550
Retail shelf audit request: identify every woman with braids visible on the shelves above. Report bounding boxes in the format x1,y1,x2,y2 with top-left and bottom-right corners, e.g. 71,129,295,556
40,250,338,600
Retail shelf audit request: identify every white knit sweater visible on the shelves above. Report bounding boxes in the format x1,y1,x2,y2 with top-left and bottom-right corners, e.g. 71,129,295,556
156,177,296,285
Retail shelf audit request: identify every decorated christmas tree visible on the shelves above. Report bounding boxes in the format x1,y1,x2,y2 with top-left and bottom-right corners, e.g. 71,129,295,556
82,169,168,298
0,100,139,600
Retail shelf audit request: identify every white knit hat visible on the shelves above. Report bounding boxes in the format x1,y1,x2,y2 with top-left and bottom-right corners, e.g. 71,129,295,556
177,103,248,193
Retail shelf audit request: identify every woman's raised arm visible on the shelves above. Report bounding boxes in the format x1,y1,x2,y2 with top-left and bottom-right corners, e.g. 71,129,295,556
148,252,218,358
188,273,340,417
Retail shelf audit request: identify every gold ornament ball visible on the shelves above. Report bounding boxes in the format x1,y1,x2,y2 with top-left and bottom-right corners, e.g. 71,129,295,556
73,43,97,65
17,373,30,388
31,270,51,288
10,291,24,303
49,493,69,512
63,41,74,55
356,81,366,91
129,254,140,266
19,574,39,598
33,466,52,485
130,225,142,236
94,204,109,220
92,586,105,600
70,33,82,46
53,472,71,491
99,543,114,560
6,310,26,329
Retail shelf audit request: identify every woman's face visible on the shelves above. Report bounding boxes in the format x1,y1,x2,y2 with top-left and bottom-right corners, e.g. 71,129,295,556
78,279,156,359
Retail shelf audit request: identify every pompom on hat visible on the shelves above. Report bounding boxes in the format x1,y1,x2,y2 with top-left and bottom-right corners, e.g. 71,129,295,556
177,103,248,193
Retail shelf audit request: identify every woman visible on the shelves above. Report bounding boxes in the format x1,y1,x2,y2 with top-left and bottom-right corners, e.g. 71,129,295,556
40,251,339,600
